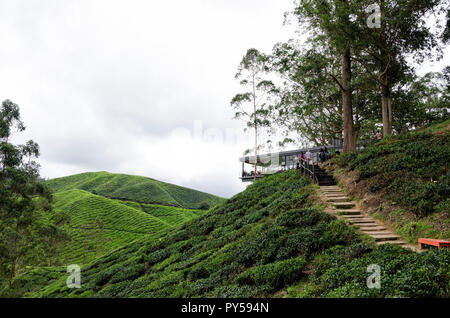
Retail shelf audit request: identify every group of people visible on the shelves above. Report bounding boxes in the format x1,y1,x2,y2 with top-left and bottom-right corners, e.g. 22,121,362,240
243,146,335,178
242,170,262,177
293,147,329,169
293,150,312,168
318,147,329,163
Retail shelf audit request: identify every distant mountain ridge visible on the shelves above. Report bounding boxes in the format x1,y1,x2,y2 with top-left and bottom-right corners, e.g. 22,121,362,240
46,171,225,209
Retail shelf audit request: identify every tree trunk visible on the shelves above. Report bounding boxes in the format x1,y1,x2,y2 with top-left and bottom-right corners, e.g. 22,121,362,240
342,44,355,152
380,1,392,136
9,227,18,289
9,261,15,289
253,73,257,182
381,78,392,136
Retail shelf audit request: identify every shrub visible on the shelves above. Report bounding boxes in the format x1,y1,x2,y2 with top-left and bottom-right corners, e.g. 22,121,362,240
199,201,210,210
236,257,307,292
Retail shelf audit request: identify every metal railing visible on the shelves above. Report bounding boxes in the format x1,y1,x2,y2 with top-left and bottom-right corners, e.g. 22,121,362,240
299,159,318,184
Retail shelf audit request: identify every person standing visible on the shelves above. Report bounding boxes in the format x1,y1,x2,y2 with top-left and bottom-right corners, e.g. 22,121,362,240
324,146,329,161
305,149,312,166
294,154,300,170
376,131,382,142
319,148,324,163
299,152,305,173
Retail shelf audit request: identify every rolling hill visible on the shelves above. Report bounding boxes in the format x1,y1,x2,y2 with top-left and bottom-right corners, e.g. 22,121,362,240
33,172,224,266
45,189,210,265
46,172,225,209
7,170,449,298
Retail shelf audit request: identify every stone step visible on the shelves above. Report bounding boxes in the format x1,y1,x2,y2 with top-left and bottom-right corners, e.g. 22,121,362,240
336,209,361,215
370,234,401,242
362,231,397,236
376,240,408,246
353,222,380,227
358,226,387,231
348,218,377,224
327,197,350,202
333,202,355,209
342,215,365,220
324,194,346,198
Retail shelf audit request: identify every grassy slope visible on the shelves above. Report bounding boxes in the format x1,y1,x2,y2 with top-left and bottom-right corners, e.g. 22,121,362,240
51,190,208,265
332,119,449,243
9,170,449,298
46,172,225,209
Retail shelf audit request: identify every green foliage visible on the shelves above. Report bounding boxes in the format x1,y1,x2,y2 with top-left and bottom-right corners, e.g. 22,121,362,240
237,257,307,292
306,244,449,298
0,100,69,290
6,170,449,298
45,189,208,265
7,171,340,297
46,171,225,209
336,122,450,217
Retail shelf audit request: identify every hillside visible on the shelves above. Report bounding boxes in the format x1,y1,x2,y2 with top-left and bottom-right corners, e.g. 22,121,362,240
51,189,201,265
46,172,225,209
331,119,450,243
27,172,220,266
8,170,449,298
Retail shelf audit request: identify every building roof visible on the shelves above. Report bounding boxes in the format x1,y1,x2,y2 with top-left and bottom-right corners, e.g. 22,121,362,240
239,145,340,164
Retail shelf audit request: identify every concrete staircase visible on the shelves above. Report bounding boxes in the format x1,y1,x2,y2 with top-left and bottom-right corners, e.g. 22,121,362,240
319,185,411,247
315,165,337,186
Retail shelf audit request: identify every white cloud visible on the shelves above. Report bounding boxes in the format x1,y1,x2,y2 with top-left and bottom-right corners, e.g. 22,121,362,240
1,0,296,197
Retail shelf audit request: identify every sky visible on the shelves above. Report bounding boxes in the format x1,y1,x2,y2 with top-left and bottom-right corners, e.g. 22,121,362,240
0,0,448,198
0,0,300,198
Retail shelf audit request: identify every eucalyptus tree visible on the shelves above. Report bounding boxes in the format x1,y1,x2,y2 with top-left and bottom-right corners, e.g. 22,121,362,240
392,72,450,132
270,35,381,148
293,0,360,152
443,8,450,43
270,40,343,146
231,49,278,180
0,100,67,289
350,0,444,136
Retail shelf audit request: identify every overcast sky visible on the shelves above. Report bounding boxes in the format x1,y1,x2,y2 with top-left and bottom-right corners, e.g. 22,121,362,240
1,1,448,199
0,0,301,198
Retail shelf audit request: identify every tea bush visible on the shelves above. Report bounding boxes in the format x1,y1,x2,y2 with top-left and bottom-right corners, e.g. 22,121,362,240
335,121,450,217
6,169,449,298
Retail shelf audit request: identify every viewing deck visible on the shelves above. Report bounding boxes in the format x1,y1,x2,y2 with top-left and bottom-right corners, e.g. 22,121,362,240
239,141,343,183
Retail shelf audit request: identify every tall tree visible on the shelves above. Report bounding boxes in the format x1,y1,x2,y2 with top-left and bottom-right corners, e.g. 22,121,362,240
231,49,277,180
0,100,66,289
0,100,47,288
270,37,381,149
294,0,360,152
351,0,443,136
270,40,343,146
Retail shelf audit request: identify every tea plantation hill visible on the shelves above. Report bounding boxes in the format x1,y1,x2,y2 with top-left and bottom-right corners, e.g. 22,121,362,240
41,172,225,265
332,119,450,243
9,170,449,298
46,171,225,209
